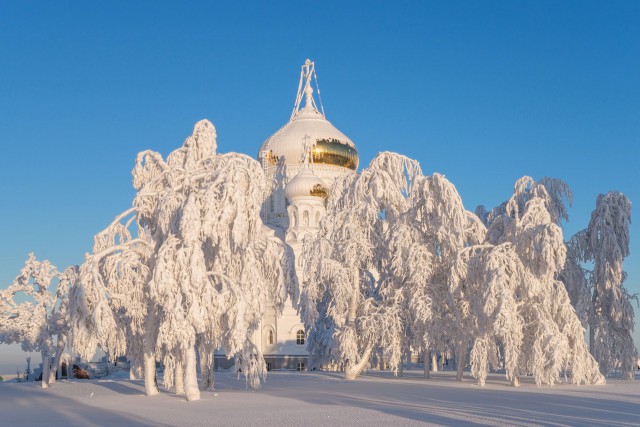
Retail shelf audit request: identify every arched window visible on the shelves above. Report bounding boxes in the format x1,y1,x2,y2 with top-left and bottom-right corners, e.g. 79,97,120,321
268,330,274,345
296,329,305,345
315,211,321,226
303,210,309,226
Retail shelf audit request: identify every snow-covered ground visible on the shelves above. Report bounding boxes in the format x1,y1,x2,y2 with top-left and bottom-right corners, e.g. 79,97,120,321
0,370,638,426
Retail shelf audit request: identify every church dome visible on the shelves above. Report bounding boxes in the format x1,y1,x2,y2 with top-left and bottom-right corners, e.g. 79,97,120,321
259,60,358,171
285,167,328,201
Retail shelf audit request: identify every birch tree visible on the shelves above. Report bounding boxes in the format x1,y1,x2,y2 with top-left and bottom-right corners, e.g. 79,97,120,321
301,152,421,379
70,119,293,400
301,152,484,380
579,192,636,379
402,173,486,380
0,254,77,388
464,177,604,386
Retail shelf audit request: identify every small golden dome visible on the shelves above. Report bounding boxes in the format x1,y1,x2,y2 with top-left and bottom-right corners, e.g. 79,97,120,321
285,168,328,201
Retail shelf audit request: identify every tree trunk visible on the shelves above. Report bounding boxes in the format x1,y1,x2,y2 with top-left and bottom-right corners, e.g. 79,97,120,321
175,362,185,395
343,266,371,381
589,289,597,357
143,352,158,396
423,349,430,378
50,334,67,384
41,351,50,389
130,356,142,380
198,343,215,390
142,313,159,396
347,267,360,324
431,353,438,373
345,344,374,380
511,375,520,387
184,346,200,401
456,345,465,381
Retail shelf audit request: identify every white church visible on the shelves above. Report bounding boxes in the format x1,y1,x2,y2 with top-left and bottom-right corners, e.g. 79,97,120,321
219,60,358,371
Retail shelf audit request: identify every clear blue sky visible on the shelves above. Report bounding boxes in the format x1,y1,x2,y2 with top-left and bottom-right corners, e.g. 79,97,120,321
1,1,638,370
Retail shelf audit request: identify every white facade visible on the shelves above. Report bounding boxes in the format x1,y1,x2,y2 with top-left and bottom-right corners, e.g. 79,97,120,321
255,60,359,370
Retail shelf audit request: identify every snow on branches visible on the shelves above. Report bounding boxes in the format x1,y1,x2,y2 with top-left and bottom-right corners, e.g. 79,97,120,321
300,153,416,378
301,152,484,380
566,192,636,379
71,119,293,400
483,178,635,381
0,254,78,388
466,177,604,386
303,165,607,386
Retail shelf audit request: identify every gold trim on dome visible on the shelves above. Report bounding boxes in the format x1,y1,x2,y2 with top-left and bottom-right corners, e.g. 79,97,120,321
310,184,328,198
266,150,279,166
312,139,358,170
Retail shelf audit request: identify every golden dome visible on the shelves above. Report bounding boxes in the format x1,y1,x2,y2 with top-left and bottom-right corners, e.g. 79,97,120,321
312,138,358,170
259,59,358,172
260,113,359,171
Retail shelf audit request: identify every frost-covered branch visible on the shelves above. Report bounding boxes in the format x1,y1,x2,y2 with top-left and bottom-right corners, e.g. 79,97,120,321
71,119,291,401
0,254,77,388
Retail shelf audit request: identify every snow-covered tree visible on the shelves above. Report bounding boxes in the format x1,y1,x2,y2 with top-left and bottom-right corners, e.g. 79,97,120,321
68,207,157,394
477,177,573,237
300,152,484,380
464,177,604,386
301,152,421,379
558,231,592,327
401,173,486,380
574,192,636,379
477,176,592,326
302,160,603,386
0,254,77,388
70,119,293,400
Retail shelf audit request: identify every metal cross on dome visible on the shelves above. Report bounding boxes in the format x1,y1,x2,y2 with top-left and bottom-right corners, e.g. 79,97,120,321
291,59,325,120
